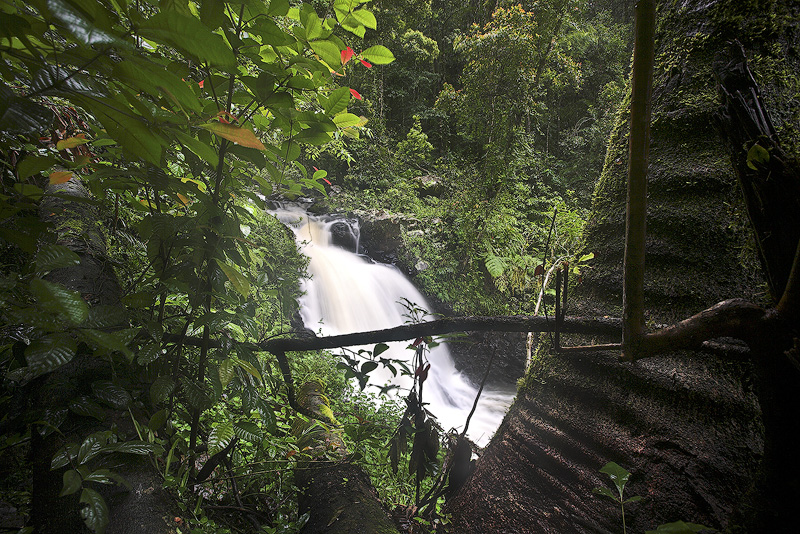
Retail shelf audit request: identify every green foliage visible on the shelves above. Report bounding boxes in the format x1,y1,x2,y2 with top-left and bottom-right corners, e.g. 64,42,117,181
594,462,642,534
0,0,395,531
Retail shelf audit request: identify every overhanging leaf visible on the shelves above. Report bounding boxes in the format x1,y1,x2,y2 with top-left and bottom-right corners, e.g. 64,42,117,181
200,122,266,151
361,45,395,65
25,334,77,377
35,244,81,274
139,11,236,68
215,259,251,297
79,487,109,534
49,171,73,184
209,420,234,454
30,279,89,325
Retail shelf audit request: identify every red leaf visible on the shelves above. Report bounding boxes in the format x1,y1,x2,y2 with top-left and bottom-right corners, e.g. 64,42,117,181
534,264,544,276
412,337,424,347
415,363,431,384
349,88,362,100
323,178,331,185
341,46,354,65
360,59,372,68
198,80,204,89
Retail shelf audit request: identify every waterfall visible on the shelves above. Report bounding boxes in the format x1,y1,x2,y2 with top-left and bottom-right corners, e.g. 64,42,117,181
272,205,514,445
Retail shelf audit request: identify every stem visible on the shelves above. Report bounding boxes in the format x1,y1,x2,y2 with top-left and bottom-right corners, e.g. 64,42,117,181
622,0,656,360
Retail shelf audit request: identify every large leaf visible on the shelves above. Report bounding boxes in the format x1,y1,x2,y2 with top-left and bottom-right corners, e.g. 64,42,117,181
91,380,132,409
310,39,341,67
25,334,77,377
233,421,261,443
200,122,266,151
599,461,631,499
113,59,203,114
150,375,176,405
324,87,351,115
35,244,81,274
80,487,110,534
209,420,234,454
171,129,219,168
61,469,83,497
17,154,57,179
30,279,89,325
139,11,236,68
361,45,395,65
215,259,251,297
219,358,235,388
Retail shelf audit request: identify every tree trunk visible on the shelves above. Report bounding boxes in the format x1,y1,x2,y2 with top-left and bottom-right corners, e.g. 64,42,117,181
446,0,800,532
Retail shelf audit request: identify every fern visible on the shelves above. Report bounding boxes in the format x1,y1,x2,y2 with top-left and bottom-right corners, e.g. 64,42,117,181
484,253,507,278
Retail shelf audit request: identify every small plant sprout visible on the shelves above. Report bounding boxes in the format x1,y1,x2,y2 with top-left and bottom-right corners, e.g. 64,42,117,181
593,461,642,534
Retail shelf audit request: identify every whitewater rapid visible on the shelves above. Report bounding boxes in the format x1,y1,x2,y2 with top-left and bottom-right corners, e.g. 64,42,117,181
272,205,514,445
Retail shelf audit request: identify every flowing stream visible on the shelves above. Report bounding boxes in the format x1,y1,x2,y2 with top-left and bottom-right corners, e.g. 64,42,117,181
272,205,514,445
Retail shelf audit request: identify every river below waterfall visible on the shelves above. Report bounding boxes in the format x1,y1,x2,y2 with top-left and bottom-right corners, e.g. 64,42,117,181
272,206,514,445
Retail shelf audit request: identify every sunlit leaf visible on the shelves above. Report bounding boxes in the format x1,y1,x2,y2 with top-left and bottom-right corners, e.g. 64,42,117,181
361,45,395,65
139,11,236,68
49,171,73,184
57,137,90,150
36,244,81,273
215,259,251,297
30,279,89,325
200,122,266,151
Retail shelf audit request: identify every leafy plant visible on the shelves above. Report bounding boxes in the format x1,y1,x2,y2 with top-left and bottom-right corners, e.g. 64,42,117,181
593,461,642,534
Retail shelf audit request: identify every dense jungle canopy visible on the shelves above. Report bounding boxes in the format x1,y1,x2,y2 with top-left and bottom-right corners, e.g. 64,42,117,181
1,0,799,533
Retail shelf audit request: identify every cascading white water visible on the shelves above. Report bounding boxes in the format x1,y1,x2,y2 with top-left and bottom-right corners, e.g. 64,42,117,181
272,205,514,445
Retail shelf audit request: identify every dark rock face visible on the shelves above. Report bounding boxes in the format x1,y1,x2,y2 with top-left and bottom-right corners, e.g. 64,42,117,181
357,214,409,268
329,220,359,253
448,331,527,386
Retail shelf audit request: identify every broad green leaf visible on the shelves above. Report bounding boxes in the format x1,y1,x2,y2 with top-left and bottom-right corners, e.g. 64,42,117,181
17,155,56,179
35,244,81,274
148,409,167,432
69,396,106,421
111,441,159,455
236,359,263,384
199,0,226,29
746,142,770,170
257,398,277,434
85,98,164,165
219,358,235,388
215,259,251,297
79,487,109,534
294,127,333,145
599,461,630,498
200,122,266,151
324,87,351,115
57,137,90,150
137,342,161,365
51,443,79,469
333,113,362,128
79,329,134,360
77,434,105,465
91,380,132,409
361,361,378,374
373,343,389,357
361,45,395,65
267,0,290,16
351,9,377,29
171,129,219,168
233,421,261,443
578,252,595,263
30,279,89,324
61,469,83,497
310,39,341,67
593,486,617,500
113,59,203,114
139,11,236,68
209,420,234,454
150,376,176,405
